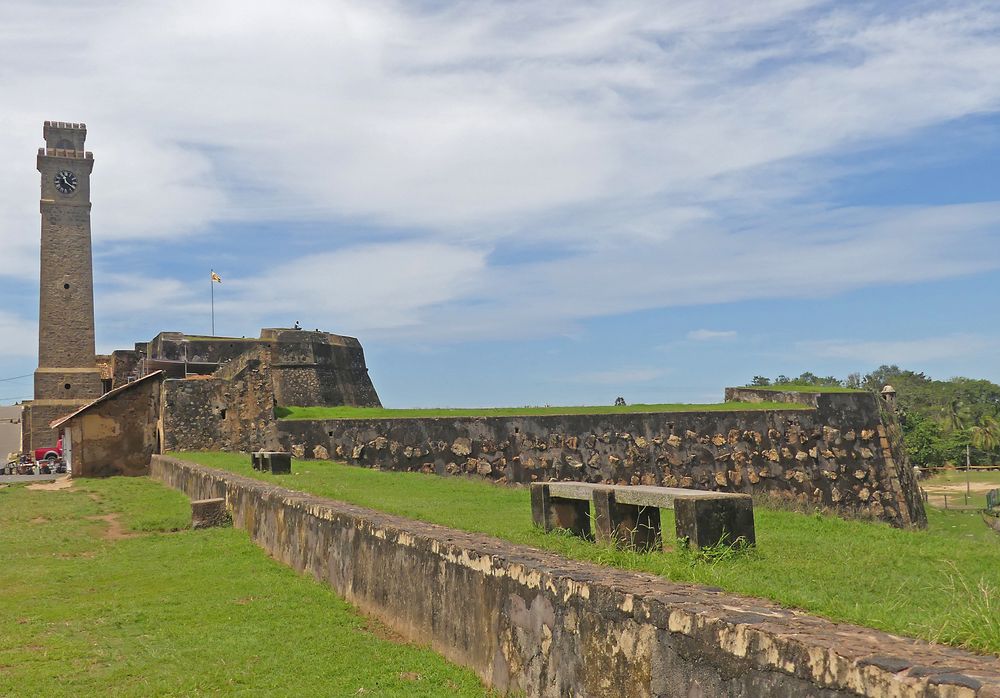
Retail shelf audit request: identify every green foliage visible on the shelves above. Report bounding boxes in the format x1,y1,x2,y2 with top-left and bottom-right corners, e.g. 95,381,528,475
903,413,947,469
0,480,487,696
744,384,863,394
183,452,1000,655
749,364,1000,467
276,401,801,420
745,371,860,391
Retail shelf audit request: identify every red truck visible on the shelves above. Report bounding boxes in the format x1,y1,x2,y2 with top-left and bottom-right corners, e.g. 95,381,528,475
34,438,63,462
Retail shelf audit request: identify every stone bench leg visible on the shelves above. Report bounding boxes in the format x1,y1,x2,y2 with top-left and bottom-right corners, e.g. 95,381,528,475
673,497,755,549
592,488,661,551
265,453,292,474
530,484,592,540
251,453,262,471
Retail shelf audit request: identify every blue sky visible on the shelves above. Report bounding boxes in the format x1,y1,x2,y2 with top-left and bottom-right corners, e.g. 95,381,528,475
1,1,999,407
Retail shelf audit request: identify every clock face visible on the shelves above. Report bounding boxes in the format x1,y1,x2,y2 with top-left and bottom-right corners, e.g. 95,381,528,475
54,170,78,195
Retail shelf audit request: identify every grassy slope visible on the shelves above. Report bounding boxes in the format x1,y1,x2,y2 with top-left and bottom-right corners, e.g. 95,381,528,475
276,401,802,420
182,452,1000,655
0,478,486,697
741,385,866,394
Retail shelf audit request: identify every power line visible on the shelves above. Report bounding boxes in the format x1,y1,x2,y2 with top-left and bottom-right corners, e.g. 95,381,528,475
0,373,32,383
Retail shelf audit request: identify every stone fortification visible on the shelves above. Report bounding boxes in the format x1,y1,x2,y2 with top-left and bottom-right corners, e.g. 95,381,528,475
160,348,281,453
151,455,999,697
279,390,925,528
261,328,381,407
139,328,380,407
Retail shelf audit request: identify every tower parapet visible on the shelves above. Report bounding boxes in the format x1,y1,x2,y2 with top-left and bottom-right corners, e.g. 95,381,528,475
42,121,87,152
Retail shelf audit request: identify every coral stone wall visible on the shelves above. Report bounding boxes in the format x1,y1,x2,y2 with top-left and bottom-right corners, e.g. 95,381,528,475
161,351,279,453
144,329,382,409
161,378,226,451
266,329,381,408
279,392,925,528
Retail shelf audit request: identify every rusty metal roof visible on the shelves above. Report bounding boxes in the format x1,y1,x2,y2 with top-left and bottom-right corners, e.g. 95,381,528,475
49,371,164,429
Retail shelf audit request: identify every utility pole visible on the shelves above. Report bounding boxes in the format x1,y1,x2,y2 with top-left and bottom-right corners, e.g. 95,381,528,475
966,443,971,504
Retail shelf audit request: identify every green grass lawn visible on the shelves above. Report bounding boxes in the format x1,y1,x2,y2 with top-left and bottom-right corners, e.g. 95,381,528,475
275,401,803,420
0,478,487,697
741,384,866,394
922,469,1000,510
181,451,1000,656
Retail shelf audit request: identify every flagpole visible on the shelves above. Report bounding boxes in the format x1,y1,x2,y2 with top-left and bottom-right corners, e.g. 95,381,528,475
210,269,215,336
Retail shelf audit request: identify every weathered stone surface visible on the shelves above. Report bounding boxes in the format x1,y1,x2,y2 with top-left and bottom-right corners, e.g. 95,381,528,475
451,438,473,457
280,390,926,528
672,495,756,548
153,456,995,697
191,497,228,529
312,445,329,460
259,451,291,474
54,373,164,478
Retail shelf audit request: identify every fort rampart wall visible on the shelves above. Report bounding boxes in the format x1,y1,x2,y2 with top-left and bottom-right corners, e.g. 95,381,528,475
277,392,925,528
149,455,998,697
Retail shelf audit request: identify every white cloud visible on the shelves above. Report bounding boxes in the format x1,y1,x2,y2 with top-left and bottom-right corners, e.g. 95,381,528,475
221,241,487,333
1,0,999,349
570,368,664,385
801,334,997,364
687,329,738,342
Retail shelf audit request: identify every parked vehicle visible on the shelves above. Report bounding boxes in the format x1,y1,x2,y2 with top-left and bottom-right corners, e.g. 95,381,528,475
15,455,35,475
54,459,67,474
33,438,63,463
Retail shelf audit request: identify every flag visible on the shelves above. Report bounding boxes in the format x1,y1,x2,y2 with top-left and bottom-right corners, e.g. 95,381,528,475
211,271,222,284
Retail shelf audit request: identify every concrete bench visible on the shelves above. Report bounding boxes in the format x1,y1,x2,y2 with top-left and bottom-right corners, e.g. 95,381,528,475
530,482,755,550
251,451,292,474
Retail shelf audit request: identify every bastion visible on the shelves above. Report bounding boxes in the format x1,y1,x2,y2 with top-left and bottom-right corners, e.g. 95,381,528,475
277,389,926,529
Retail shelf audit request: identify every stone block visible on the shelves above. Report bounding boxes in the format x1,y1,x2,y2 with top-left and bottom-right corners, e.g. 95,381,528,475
530,483,592,540
191,498,228,529
592,487,661,551
673,496,755,549
264,451,292,474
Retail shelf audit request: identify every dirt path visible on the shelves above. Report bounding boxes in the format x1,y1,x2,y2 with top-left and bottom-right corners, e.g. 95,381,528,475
924,481,999,494
26,476,73,491
85,513,138,541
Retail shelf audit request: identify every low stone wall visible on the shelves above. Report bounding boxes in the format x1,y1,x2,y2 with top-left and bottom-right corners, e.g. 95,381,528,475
278,392,926,528
150,455,1000,697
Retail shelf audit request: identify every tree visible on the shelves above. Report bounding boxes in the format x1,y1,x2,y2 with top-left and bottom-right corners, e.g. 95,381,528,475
971,415,1000,464
901,413,946,468
942,398,970,434
750,376,771,386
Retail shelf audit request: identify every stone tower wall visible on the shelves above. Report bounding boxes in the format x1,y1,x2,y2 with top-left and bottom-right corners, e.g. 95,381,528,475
24,122,103,451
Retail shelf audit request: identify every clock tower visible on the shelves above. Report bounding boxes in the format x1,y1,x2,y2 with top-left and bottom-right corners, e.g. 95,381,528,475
22,121,104,452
